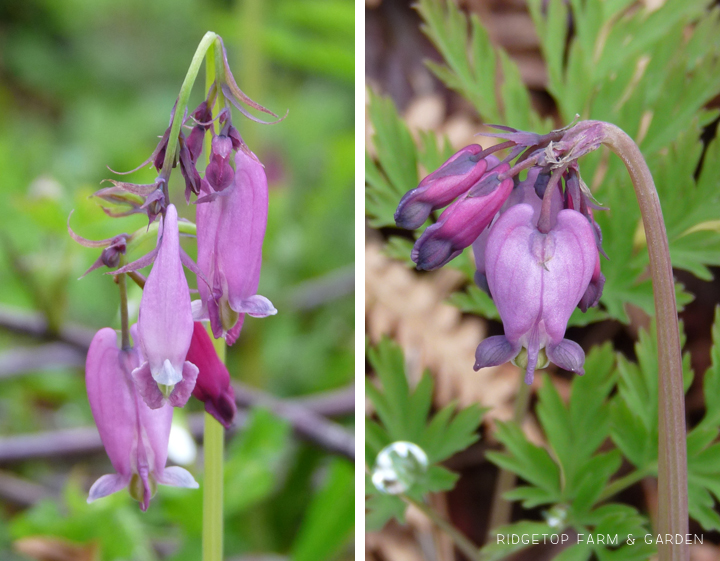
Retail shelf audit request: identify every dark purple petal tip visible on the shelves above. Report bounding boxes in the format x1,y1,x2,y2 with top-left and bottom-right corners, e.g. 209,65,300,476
546,339,586,375
474,336,520,371
394,197,432,230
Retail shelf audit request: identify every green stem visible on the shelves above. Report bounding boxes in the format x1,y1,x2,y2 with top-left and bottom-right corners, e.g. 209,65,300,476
203,410,225,561
161,31,218,175
599,122,687,561
486,372,532,537
202,320,226,561
404,495,481,561
117,257,131,350
598,466,655,503
202,47,225,561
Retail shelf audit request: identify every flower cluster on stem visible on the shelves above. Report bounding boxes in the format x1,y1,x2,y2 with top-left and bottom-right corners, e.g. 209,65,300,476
71,32,282,510
395,121,608,384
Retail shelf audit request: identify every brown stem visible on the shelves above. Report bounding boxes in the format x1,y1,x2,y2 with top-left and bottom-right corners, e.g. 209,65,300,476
599,122,687,561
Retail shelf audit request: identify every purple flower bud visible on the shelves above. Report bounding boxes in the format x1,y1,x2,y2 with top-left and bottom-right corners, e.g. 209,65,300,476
187,322,237,428
179,134,202,202
411,164,513,270
133,204,199,408
186,101,213,162
205,135,235,192
475,204,597,384
395,145,489,230
196,148,276,345
578,253,605,312
86,327,198,511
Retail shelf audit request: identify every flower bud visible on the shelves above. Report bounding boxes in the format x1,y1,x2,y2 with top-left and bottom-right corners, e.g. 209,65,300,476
411,164,513,270
395,145,489,230
186,322,237,428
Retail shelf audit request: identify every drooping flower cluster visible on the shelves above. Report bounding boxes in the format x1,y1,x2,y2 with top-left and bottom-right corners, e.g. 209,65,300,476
395,122,607,384
71,35,281,509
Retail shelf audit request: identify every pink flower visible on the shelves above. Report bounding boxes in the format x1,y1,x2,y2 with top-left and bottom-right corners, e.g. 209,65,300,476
86,327,198,511
474,204,598,384
132,204,198,408
196,148,276,345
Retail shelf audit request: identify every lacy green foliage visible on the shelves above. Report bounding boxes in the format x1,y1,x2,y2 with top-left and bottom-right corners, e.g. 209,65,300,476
483,311,720,559
416,0,551,132
687,308,720,530
611,309,720,531
365,89,454,229
609,324,692,476
365,337,485,530
366,0,720,325
485,344,654,561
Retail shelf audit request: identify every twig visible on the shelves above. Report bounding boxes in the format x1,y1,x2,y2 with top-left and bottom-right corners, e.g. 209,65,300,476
233,382,355,459
286,265,355,311
0,305,95,350
403,495,481,561
0,471,52,506
290,384,355,417
0,385,354,463
0,343,85,379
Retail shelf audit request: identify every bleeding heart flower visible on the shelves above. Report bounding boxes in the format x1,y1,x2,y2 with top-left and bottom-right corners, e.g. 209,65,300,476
132,204,199,408
86,326,198,511
196,148,276,345
474,204,598,384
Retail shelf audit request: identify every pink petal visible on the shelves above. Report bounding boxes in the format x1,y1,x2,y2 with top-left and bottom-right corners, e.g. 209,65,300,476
167,361,199,408
137,204,194,377
87,473,131,503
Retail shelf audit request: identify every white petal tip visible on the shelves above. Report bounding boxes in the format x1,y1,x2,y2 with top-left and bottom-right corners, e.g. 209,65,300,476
152,358,183,386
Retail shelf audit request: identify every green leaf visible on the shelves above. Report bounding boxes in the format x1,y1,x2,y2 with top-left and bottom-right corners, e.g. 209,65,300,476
447,283,499,321
365,487,406,531
366,338,484,528
487,421,561,497
224,407,293,516
365,90,419,228
291,459,354,561
686,307,720,531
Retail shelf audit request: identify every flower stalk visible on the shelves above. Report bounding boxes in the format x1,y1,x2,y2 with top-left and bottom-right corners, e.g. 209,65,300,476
599,123,687,561
117,266,131,351
161,31,218,175
202,42,224,561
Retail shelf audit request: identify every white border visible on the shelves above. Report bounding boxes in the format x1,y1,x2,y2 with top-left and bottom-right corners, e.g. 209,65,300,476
355,0,366,557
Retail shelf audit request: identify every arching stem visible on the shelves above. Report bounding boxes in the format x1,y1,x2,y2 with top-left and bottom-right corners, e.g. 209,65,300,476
599,122,687,561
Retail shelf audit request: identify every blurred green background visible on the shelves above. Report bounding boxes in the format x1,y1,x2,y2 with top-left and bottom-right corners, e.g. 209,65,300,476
0,0,355,560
